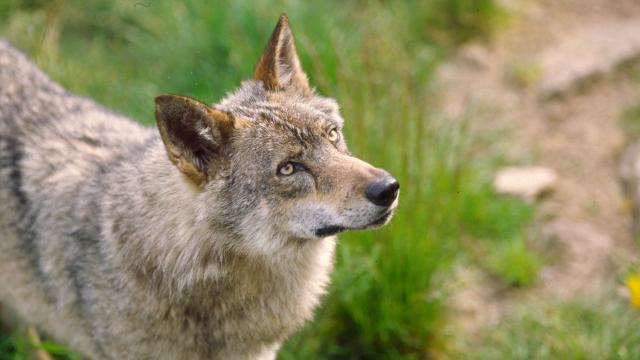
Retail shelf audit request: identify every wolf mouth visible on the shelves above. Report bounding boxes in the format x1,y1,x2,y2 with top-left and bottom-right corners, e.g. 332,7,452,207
314,210,394,237
315,225,346,237
368,209,393,227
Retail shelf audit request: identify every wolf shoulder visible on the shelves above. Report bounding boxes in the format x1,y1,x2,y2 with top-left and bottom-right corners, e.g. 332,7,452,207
0,40,155,159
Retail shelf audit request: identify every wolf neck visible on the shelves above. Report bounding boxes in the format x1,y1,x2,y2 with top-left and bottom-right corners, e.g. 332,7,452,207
105,141,335,305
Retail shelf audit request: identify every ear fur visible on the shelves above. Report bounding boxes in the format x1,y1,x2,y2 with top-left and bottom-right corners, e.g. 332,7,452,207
254,14,312,96
155,94,234,187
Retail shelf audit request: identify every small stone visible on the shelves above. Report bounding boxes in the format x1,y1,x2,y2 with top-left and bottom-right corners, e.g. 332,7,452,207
494,166,557,200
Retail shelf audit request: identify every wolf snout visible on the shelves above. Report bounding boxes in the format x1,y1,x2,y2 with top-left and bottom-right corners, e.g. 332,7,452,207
364,175,399,207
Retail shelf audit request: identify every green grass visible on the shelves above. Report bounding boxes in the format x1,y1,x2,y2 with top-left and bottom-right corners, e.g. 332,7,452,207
0,1,538,359
621,104,640,138
0,331,80,360
487,237,541,286
454,297,640,360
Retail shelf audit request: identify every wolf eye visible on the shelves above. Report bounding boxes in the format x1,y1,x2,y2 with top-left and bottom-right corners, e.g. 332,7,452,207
327,129,339,142
277,162,295,176
277,161,307,176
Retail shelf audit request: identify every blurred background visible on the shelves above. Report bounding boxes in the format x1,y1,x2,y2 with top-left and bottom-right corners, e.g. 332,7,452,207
1,0,640,359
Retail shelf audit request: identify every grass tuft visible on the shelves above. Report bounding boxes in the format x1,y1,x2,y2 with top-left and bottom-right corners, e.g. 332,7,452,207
621,104,640,138
485,235,541,286
457,297,640,359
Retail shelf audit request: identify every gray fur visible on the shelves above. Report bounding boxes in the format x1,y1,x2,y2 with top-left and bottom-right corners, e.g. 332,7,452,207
0,15,397,360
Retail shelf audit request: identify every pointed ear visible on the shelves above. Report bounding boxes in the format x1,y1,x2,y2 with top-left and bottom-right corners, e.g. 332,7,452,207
155,94,234,187
254,14,312,96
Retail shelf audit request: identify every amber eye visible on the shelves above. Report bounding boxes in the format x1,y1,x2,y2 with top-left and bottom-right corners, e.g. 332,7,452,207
277,162,295,176
328,129,339,142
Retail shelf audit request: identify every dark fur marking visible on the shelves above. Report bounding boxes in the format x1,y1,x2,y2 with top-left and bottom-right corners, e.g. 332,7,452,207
78,135,101,147
67,204,110,360
0,135,57,303
2,136,28,208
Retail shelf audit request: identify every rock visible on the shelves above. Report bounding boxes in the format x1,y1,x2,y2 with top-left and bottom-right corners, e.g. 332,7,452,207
494,166,557,200
538,18,640,98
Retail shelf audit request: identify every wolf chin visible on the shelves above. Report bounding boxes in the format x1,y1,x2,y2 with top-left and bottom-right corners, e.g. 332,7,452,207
0,15,398,360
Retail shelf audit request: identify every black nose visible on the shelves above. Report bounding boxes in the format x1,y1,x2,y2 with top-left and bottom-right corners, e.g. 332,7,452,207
365,176,399,207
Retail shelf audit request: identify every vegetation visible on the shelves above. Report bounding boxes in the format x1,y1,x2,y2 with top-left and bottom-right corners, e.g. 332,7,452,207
455,297,640,360
0,1,542,359
621,104,640,138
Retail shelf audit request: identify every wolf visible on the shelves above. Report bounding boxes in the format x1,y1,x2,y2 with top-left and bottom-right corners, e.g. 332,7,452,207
0,14,398,359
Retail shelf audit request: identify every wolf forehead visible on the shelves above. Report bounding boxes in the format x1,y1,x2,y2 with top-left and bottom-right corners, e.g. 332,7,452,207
216,80,344,138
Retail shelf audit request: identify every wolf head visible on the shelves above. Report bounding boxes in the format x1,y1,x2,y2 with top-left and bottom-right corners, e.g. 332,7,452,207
155,15,398,255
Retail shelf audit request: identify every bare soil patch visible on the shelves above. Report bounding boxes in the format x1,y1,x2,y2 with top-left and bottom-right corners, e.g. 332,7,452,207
439,0,640,333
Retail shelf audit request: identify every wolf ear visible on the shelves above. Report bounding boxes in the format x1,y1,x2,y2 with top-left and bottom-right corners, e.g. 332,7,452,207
155,94,234,187
254,14,312,96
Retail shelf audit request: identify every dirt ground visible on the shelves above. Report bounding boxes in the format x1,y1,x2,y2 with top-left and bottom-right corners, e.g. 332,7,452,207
438,0,640,332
